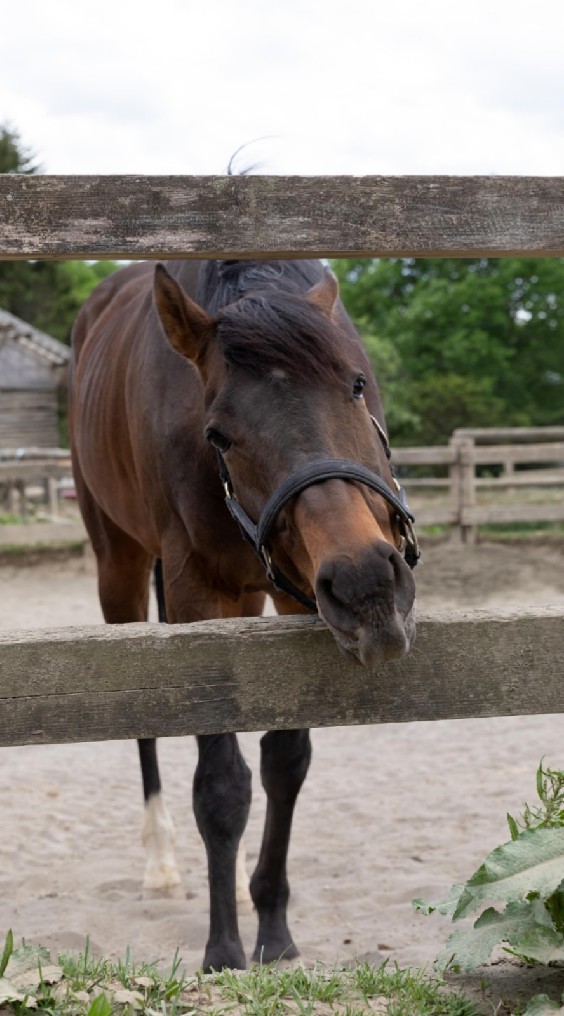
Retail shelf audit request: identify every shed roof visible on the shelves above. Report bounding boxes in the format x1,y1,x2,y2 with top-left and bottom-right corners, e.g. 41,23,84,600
0,308,70,367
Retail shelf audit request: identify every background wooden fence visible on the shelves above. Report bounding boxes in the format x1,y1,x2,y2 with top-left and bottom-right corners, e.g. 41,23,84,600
0,173,563,743
2,428,564,544
395,427,564,542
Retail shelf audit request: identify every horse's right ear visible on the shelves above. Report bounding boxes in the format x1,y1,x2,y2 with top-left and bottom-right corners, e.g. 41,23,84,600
153,264,213,365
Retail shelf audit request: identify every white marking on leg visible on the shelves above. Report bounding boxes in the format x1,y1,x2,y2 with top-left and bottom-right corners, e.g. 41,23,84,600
236,839,251,905
141,793,182,889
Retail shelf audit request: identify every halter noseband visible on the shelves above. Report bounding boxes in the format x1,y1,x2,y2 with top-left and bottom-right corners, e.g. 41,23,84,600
216,417,420,611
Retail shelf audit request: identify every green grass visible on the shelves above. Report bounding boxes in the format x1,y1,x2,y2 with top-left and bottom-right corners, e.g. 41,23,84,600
0,513,35,525
0,935,482,1016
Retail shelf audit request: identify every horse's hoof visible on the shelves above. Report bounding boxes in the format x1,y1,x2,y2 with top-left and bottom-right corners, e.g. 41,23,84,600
203,940,246,973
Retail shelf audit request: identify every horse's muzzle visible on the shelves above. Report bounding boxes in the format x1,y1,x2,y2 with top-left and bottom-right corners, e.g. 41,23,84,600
315,541,416,666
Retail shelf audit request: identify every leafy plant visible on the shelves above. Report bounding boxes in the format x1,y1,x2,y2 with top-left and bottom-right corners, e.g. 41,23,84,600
414,762,564,979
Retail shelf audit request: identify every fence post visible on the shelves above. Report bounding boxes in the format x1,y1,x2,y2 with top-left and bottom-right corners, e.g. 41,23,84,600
46,477,59,517
449,436,476,543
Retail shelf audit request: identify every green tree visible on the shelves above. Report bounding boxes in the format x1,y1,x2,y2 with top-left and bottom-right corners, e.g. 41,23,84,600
332,257,564,444
0,122,118,343
0,122,40,174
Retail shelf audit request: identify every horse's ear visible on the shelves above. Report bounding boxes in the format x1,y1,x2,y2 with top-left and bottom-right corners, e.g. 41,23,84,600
306,269,339,317
153,264,213,364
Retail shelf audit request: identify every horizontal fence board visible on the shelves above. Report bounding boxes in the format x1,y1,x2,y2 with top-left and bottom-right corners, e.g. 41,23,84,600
407,506,457,525
454,427,564,444
0,461,72,480
474,471,564,488
0,610,562,747
455,428,564,445
471,443,564,466
392,447,456,466
462,503,564,524
0,447,70,461
1,175,564,260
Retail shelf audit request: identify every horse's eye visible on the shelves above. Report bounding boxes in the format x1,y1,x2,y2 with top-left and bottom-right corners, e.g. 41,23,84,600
205,427,232,453
352,376,366,399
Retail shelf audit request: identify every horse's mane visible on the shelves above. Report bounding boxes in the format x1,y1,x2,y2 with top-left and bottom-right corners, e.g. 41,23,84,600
197,260,356,384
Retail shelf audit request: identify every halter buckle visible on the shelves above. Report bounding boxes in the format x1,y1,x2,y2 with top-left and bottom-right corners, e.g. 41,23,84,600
261,545,276,582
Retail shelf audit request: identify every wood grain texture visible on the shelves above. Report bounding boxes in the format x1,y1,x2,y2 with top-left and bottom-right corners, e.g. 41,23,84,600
1,175,563,260
0,460,71,481
0,610,561,747
454,427,564,444
462,502,564,524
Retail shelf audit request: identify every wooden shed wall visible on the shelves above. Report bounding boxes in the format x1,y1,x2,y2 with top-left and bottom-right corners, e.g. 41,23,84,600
0,390,60,448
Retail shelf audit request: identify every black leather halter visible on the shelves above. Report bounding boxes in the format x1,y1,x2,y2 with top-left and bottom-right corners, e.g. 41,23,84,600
216,417,419,611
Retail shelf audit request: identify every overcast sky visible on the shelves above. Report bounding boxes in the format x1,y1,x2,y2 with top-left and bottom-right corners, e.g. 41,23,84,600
1,0,563,177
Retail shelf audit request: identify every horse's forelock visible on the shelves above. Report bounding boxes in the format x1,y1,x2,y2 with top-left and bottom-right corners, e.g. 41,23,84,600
215,288,354,385
195,258,356,384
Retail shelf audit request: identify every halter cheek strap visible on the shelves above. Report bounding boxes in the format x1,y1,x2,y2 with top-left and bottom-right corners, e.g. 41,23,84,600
216,419,420,611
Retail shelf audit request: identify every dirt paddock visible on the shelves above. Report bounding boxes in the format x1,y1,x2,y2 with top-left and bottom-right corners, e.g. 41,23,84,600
1,540,564,996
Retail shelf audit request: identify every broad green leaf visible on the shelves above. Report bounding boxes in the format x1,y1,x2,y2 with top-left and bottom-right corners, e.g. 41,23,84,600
413,883,466,917
87,993,113,1016
454,829,564,919
511,925,564,965
436,901,545,971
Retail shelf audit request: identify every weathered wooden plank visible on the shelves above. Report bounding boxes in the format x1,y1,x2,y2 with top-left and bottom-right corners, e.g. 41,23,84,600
454,427,564,444
407,506,457,525
0,610,561,747
0,447,70,461
474,471,564,488
392,446,456,466
0,461,71,481
471,443,564,466
462,502,564,524
1,175,564,260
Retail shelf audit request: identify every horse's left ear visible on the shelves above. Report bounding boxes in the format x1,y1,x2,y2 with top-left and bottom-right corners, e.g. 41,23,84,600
305,269,339,317
153,264,213,365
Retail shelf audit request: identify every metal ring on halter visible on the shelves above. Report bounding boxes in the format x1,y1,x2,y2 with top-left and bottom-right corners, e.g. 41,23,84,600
262,546,275,582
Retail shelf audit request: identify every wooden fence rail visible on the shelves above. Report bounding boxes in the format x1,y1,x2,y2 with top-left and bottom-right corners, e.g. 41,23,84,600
1,174,563,747
0,609,562,748
393,433,564,541
1,175,564,260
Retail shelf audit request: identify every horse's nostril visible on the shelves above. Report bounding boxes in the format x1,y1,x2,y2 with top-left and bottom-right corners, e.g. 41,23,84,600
316,544,416,634
316,565,358,634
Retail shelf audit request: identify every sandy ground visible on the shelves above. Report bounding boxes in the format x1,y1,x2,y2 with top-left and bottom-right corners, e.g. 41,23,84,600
2,541,564,995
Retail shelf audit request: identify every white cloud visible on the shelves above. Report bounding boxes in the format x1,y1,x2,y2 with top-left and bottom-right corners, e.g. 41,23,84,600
1,0,563,175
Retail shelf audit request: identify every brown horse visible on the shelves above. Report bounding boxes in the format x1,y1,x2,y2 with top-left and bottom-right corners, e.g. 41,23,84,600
69,258,417,972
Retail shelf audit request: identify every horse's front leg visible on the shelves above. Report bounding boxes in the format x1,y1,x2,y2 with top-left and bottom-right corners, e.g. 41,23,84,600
194,732,252,971
250,727,312,963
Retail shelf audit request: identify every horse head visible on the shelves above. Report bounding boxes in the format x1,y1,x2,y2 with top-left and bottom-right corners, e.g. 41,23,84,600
153,262,416,666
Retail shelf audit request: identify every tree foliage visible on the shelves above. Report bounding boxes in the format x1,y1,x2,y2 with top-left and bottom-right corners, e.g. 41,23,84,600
0,123,118,343
331,258,564,445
